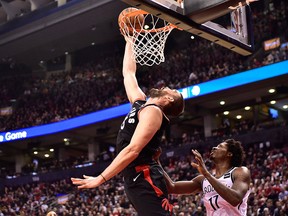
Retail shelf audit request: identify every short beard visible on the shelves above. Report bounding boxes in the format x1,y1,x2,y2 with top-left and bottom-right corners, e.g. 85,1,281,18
149,88,165,98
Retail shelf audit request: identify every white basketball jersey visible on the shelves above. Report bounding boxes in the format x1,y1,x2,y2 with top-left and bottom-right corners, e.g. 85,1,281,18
202,167,250,216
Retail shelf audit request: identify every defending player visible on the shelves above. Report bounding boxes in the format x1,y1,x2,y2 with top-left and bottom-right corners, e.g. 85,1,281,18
160,139,251,216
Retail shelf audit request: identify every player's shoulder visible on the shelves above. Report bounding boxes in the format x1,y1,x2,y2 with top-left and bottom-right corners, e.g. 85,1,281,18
234,166,249,172
141,103,163,114
137,102,163,118
233,166,251,177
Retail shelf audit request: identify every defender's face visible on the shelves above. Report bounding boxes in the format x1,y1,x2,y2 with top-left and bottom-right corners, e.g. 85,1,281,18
210,142,229,160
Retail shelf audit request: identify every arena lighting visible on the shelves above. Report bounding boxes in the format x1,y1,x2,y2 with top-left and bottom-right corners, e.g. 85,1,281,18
220,101,225,105
270,100,276,105
268,88,275,93
0,60,287,143
236,115,242,119
223,111,229,115
75,162,93,168
244,106,251,111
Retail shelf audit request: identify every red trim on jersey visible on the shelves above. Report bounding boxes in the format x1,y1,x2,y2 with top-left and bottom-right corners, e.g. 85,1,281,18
135,165,163,197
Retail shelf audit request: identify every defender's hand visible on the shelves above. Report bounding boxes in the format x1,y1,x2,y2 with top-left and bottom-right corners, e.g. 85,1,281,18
191,149,209,176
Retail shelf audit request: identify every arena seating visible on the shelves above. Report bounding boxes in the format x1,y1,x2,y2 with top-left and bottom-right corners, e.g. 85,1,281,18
0,0,287,215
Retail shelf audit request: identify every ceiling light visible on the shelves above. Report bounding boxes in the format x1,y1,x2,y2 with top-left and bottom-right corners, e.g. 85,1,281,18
44,154,49,158
244,106,251,110
33,151,38,155
220,101,225,105
91,42,95,46
50,148,54,152
64,138,70,145
223,111,229,115
191,35,195,39
268,88,275,93
283,105,288,109
270,100,276,104
236,115,242,119
65,52,69,55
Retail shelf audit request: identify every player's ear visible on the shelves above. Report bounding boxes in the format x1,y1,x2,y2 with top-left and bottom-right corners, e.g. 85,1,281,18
165,95,174,102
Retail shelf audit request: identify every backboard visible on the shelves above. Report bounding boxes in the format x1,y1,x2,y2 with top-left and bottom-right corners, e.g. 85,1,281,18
121,0,254,56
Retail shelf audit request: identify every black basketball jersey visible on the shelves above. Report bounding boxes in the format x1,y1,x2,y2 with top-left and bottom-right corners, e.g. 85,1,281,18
116,100,169,169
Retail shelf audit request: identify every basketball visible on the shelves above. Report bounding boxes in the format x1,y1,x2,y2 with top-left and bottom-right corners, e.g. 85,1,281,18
118,7,145,34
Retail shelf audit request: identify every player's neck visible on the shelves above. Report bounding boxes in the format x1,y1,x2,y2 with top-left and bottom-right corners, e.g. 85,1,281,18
214,162,232,177
146,97,163,107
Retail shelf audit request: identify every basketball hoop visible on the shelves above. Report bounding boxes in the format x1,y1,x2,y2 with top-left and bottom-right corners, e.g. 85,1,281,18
118,8,177,66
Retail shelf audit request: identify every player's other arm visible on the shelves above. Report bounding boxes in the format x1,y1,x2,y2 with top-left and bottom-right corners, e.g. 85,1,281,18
165,174,203,195
71,106,162,189
100,106,162,181
154,151,203,195
204,167,251,206
122,38,146,103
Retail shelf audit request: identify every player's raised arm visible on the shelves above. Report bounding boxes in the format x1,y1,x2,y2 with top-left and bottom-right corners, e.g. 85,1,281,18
154,147,203,195
122,37,146,104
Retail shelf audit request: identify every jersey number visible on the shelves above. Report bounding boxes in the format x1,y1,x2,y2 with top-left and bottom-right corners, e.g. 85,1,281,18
209,195,220,211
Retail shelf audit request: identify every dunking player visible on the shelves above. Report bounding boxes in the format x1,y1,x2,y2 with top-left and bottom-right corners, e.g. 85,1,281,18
159,139,251,216
71,37,184,215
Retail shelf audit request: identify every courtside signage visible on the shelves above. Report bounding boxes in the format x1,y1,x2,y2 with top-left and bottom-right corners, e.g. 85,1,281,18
179,60,288,99
0,103,131,143
0,131,27,142
0,60,287,143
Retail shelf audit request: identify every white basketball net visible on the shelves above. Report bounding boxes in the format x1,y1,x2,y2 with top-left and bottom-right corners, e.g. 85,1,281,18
119,12,176,66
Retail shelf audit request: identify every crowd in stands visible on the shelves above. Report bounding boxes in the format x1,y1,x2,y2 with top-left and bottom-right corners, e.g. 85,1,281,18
0,138,287,216
0,0,287,132
0,0,288,215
